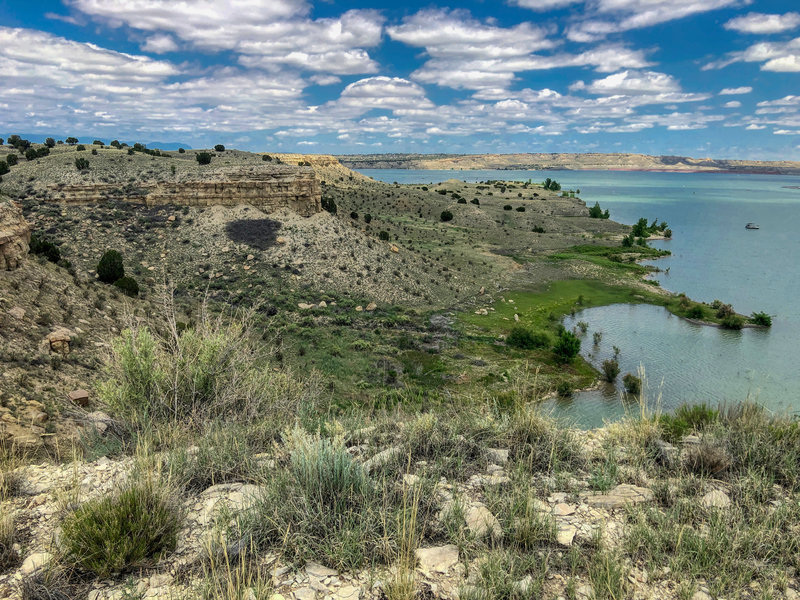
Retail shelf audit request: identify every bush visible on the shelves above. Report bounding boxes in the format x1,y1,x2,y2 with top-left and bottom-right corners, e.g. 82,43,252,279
75,157,89,171
0,161,8,176
196,152,212,165
0,512,19,571
720,315,744,330
470,198,480,205
440,210,453,222
65,137,78,145
113,276,139,297
750,311,772,327
715,303,734,318
683,441,731,477
29,234,61,263
25,148,38,161
588,202,610,219
552,330,580,363
44,137,55,148
659,403,719,443
516,206,525,212
6,153,17,166
508,409,585,473
364,213,372,224
602,359,620,382
97,250,124,283
321,196,336,214
622,373,641,395
686,305,704,319
379,230,390,241
214,144,225,152
91,148,98,155
457,198,467,204
60,479,181,577
503,204,512,210
507,327,549,350
76,144,86,151
350,211,359,220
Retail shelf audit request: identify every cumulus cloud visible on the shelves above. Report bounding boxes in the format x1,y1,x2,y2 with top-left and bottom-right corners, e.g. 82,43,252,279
575,70,681,95
508,0,583,11
564,0,741,43
67,0,383,74
141,33,178,54
725,12,800,34
719,86,753,95
704,37,800,72
723,101,742,108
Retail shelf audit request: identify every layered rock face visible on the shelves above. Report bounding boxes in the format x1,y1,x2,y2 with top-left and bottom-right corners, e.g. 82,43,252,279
48,166,322,217
0,198,30,270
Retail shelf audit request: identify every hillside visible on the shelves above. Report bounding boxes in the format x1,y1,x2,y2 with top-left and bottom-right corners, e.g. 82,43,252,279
337,152,800,175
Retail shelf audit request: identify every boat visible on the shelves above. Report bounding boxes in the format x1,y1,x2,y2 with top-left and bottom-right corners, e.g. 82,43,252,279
745,223,760,230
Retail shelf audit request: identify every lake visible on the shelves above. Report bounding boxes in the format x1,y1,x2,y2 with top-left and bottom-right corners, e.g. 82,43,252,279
359,168,800,427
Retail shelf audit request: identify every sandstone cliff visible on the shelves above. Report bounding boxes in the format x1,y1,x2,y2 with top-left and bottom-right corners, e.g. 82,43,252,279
0,197,30,270
47,166,321,217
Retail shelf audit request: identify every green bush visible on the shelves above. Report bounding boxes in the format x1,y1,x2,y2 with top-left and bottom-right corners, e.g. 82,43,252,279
364,213,372,224
60,480,181,577
503,204,512,211
588,202,610,219
379,230,390,241
113,276,139,297
75,157,90,171
552,330,580,363
196,152,212,165
457,198,467,204
350,211,359,220
178,147,185,153
214,144,225,152
76,144,86,151
321,196,337,214
470,198,480,205
508,409,585,473
440,210,453,222
515,206,525,212
720,315,744,330
686,305,704,319
602,359,620,382
506,327,549,350
97,250,125,283
0,161,8,176
622,373,641,395
658,403,719,443
750,311,772,327
29,234,61,263
6,153,17,166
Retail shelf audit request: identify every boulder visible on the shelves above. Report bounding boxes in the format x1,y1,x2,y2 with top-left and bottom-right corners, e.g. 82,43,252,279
586,484,653,509
43,327,73,355
415,545,459,574
365,302,377,312
20,551,53,576
0,199,30,271
68,389,90,407
701,489,731,509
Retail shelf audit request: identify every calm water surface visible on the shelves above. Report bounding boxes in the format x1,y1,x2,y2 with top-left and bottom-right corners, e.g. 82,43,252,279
361,168,800,426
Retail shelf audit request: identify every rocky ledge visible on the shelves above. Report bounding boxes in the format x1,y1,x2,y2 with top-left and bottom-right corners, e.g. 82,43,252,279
0,198,30,271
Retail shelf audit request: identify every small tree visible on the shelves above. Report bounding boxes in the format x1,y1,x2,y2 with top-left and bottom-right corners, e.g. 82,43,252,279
196,152,212,165
0,161,8,176
24,148,38,161
110,140,122,149
45,137,56,148
6,154,17,166
178,147,186,154
750,311,772,327
93,140,104,145
507,327,549,350
503,204,512,210
214,144,225,152
553,330,580,363
440,210,453,222
379,230,390,241
622,373,641,395
350,211,359,220
75,157,90,170
113,276,139,297
364,213,372,224
97,250,125,283
321,196,337,214
76,144,86,151
65,137,79,145
602,359,620,382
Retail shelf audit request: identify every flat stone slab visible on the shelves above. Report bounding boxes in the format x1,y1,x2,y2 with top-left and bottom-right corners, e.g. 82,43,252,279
585,484,653,509
415,545,459,574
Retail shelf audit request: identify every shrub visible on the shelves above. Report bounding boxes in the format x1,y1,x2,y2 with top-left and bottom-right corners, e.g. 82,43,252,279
350,211,359,220
91,148,98,155
0,161,8,176
6,154,17,166
113,276,139,297
196,152,212,165
178,147,185,153
715,303,734,318
65,137,78,145
364,213,372,224
720,315,744,330
507,327,549,350
379,230,390,241
214,144,225,152
60,479,181,577
44,137,55,148
507,408,585,473
602,359,620,382
74,156,90,170
503,204,512,211
97,250,124,283
663,228,672,238
321,196,336,214
457,198,467,204
686,305,704,319
659,403,719,443
516,206,525,212
25,148,38,161
683,442,731,477
440,210,453,222
622,373,641,395
76,144,86,151
29,234,61,263
239,430,389,570
750,311,772,327
470,198,480,205
552,330,580,363
0,512,19,571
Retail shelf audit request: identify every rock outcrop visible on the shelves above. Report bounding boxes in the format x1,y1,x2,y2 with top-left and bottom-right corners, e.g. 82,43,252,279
0,198,30,270
48,166,321,217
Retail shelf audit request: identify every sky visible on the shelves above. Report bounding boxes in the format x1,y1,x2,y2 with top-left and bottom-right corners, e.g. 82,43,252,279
1,0,799,159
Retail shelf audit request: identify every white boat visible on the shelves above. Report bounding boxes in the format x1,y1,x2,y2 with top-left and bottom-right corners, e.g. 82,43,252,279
745,223,760,230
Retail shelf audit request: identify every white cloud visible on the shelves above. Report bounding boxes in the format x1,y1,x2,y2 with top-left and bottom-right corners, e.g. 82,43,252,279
577,70,681,95
704,37,800,72
746,124,766,129
565,0,741,43
509,0,583,10
723,101,742,108
725,12,800,34
141,33,178,54
67,1,383,74
719,86,752,95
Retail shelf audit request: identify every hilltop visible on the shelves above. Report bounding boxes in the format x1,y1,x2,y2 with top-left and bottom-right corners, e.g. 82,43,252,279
337,152,800,175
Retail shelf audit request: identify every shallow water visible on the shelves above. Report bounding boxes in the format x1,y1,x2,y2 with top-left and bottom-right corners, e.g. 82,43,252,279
361,168,800,426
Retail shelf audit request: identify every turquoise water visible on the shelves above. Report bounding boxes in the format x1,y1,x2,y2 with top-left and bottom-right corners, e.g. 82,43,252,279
360,168,800,426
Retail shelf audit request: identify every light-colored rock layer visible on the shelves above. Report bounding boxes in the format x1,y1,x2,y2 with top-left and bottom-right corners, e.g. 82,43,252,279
47,166,321,217
0,198,30,270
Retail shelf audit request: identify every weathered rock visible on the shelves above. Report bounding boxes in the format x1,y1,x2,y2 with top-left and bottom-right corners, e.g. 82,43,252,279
68,389,90,407
7,306,25,320
701,489,731,509
47,166,322,217
363,446,402,473
85,411,113,435
464,504,501,540
556,523,578,547
43,327,73,354
199,483,262,526
365,302,377,312
553,503,576,516
0,199,30,270
415,545,459,574
20,551,53,576
586,484,653,509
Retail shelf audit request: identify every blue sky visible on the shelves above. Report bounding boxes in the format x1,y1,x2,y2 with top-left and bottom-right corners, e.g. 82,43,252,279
1,0,799,159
